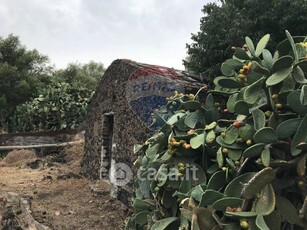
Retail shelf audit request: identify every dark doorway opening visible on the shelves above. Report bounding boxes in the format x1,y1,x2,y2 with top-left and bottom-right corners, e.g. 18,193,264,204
100,112,114,179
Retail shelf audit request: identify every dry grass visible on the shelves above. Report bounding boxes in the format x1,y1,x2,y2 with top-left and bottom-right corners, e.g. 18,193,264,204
0,133,129,230
63,134,85,170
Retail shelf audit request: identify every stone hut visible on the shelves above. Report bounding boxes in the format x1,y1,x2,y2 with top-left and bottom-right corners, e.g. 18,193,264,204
80,59,208,200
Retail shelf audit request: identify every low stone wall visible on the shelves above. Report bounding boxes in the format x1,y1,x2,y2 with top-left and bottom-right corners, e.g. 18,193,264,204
0,129,79,146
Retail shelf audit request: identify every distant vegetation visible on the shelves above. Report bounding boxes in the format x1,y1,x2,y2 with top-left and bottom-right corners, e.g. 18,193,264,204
0,34,105,132
184,0,307,83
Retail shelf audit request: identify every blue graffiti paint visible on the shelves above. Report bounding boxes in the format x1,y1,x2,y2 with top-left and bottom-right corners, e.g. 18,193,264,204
126,65,185,130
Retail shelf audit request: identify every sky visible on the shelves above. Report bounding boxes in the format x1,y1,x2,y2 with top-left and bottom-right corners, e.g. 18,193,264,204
0,0,214,70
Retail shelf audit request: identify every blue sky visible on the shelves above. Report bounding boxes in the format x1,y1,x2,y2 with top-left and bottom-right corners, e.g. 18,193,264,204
0,0,214,70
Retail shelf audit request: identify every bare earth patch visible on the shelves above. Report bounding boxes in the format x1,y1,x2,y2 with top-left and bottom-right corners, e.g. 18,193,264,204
0,144,130,229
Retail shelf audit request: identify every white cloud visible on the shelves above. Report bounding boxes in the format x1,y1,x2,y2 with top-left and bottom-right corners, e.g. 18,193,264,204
0,0,213,70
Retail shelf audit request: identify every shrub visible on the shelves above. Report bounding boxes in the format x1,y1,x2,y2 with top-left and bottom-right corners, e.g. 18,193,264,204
11,82,93,132
125,31,307,229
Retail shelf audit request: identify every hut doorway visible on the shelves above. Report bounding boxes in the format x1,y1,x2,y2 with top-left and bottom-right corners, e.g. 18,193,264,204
99,112,114,179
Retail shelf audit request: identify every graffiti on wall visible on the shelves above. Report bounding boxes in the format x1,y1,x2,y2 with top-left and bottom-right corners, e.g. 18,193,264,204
126,64,185,130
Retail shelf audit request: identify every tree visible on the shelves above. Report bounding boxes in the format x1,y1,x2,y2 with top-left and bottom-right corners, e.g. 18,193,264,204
0,34,105,132
184,0,307,83
10,60,105,132
0,34,52,130
53,61,105,91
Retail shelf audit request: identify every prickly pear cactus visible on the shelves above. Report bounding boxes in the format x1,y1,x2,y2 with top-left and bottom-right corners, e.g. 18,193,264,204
125,31,307,230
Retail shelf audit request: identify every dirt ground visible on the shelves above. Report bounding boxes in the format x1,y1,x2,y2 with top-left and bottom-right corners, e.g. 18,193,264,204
0,141,130,230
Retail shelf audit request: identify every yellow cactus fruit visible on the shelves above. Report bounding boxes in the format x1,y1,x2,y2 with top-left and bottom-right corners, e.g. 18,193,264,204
272,94,278,99
240,219,249,229
243,65,249,70
177,173,184,177
187,129,195,135
248,62,252,68
246,139,252,145
264,111,272,118
179,166,185,172
188,94,195,100
239,74,246,79
222,148,228,154
239,68,245,74
275,103,283,109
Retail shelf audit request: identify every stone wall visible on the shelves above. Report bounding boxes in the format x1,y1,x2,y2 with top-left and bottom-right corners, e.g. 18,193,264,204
0,129,78,146
80,59,208,202
81,60,150,180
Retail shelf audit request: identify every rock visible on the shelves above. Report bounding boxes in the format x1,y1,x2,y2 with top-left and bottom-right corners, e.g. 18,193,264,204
89,180,110,196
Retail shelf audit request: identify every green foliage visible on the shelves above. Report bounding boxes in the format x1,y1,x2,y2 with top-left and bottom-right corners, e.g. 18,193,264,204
9,60,105,132
184,0,307,83
126,33,307,229
53,61,105,91
0,34,105,132
0,34,52,129
10,82,93,132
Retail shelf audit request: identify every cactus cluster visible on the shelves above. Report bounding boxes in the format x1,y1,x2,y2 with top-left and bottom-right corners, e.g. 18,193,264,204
125,31,307,230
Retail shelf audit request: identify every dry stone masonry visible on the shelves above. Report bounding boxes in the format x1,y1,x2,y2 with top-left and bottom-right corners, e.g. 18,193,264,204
81,59,208,202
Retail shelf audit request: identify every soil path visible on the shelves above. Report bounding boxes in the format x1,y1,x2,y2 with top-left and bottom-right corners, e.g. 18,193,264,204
0,147,130,230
